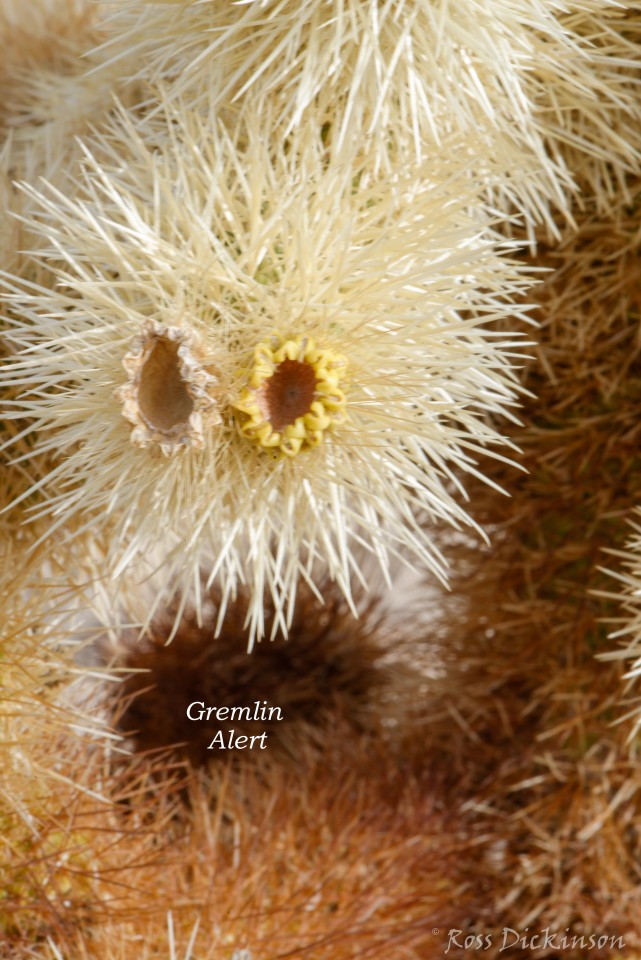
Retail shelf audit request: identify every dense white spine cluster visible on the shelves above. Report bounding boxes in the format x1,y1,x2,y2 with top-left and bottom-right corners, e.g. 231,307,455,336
1,0,640,642
1,103,533,643
97,0,641,229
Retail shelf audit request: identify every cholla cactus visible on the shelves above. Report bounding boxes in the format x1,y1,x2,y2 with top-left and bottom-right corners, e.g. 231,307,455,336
98,0,641,231
1,100,531,642
4,0,641,956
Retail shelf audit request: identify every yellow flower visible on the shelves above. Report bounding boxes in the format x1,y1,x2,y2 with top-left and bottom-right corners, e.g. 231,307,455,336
234,335,347,458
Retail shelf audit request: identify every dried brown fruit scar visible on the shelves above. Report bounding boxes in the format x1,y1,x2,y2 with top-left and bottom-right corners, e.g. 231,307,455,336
233,335,347,458
115,321,219,456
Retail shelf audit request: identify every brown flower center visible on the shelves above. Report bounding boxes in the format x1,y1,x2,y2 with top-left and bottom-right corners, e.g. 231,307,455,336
258,359,317,432
233,336,347,458
138,338,194,434
116,320,219,456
